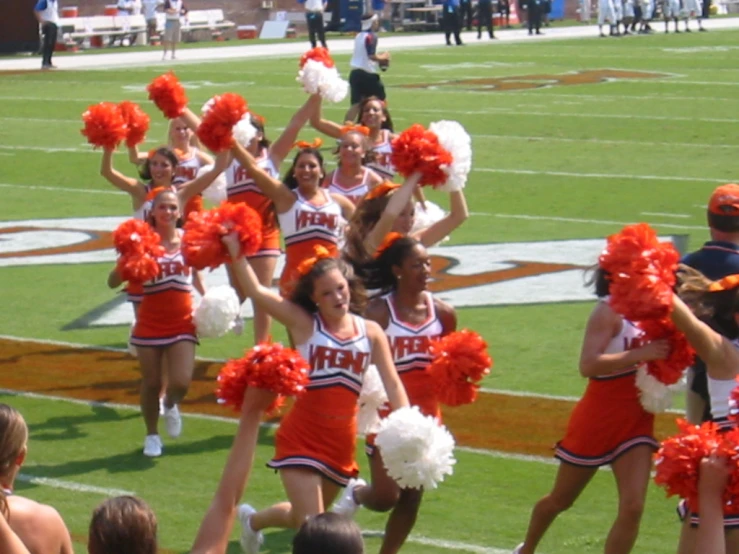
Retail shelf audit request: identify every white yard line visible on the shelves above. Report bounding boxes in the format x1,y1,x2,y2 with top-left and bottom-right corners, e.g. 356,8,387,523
489,213,705,231
474,167,725,183
0,183,124,195
16,473,135,497
641,212,692,219
363,530,519,553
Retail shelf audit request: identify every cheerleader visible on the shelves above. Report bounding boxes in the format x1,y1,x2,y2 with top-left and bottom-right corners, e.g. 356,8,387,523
222,95,322,342
107,189,206,457
669,267,739,554
221,233,409,554
230,141,355,298
322,126,384,206
0,504,29,554
332,234,456,554
514,267,669,554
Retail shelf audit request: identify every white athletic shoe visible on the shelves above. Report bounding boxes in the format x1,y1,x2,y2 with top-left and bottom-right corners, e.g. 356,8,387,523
331,477,366,518
143,434,162,457
512,543,524,554
232,316,244,336
238,504,264,554
163,403,182,438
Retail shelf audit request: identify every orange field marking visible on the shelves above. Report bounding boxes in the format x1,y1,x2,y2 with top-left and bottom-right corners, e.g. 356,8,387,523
0,338,680,457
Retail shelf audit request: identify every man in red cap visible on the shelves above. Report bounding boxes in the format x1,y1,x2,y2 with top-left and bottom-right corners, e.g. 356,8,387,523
682,183,739,424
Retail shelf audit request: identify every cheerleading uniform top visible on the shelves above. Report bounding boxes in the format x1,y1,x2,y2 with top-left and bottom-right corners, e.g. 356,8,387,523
555,308,657,467
225,152,281,256
368,129,395,180
267,314,371,485
276,189,343,296
130,238,197,347
173,148,206,220
325,167,372,206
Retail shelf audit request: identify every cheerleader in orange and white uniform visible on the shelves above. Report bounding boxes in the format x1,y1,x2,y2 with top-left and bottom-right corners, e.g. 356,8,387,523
323,125,384,206
108,190,203,458
513,267,669,554
230,140,355,299
220,232,409,554
331,234,456,554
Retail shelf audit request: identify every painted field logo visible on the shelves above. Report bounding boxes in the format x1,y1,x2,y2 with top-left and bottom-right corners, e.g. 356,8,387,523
401,69,671,92
0,217,682,327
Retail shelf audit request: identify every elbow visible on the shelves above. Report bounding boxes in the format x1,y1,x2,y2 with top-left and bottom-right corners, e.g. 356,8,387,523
578,361,594,378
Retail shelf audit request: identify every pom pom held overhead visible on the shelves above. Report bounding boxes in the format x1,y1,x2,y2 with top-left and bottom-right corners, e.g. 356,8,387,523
391,124,453,187
147,72,188,119
81,102,128,150
196,93,249,152
118,101,150,148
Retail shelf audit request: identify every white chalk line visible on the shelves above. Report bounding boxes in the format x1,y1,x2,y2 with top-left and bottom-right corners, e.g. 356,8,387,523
15,473,134,497
0,183,124,195
363,529,517,553
488,213,705,231
640,212,692,219
473,167,725,183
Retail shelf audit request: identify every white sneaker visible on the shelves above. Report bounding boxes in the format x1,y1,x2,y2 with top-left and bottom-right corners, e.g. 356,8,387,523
163,403,182,438
143,434,162,457
512,543,524,554
331,477,366,518
238,504,264,554
232,316,244,336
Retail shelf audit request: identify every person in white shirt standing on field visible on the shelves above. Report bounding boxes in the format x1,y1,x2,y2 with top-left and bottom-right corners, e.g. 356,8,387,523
34,0,59,70
346,13,390,122
683,0,706,31
162,0,187,60
142,0,161,44
305,0,328,49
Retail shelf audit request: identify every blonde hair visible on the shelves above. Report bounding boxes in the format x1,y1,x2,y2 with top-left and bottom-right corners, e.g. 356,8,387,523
0,404,28,480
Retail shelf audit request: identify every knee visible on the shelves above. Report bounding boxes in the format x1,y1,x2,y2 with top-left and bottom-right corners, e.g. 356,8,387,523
541,493,576,514
370,488,400,512
618,498,645,523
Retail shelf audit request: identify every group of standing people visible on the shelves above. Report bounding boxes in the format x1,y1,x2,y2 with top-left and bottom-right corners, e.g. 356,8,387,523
597,0,706,36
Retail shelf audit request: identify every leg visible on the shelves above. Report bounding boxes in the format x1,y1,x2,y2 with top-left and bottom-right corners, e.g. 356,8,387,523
47,23,57,66
137,346,164,435
355,450,401,512
454,12,463,43
246,256,279,344
488,6,496,36
317,13,327,47
444,13,453,44
604,445,653,554
162,340,196,407
518,462,598,554
307,14,317,48
676,512,696,554
379,488,424,554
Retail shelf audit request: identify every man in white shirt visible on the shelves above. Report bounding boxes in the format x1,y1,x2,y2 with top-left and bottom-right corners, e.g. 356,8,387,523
142,0,161,43
305,0,328,48
346,13,390,120
34,0,59,70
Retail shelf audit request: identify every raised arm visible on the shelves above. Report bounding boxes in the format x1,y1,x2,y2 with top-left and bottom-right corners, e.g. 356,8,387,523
269,94,321,167
177,150,229,205
223,233,314,340
100,148,147,203
415,189,469,248
309,96,344,140
365,172,421,253
367,319,409,410
696,454,730,554
127,145,147,165
180,106,202,133
230,142,296,213
579,302,669,378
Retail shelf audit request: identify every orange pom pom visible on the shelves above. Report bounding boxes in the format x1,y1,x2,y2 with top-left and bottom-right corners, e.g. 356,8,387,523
112,219,164,282
147,72,188,119
391,124,453,187
299,47,335,69
599,223,679,321
181,202,263,270
196,93,248,152
118,101,151,148
215,343,310,416
427,329,492,407
81,102,128,150
637,318,695,386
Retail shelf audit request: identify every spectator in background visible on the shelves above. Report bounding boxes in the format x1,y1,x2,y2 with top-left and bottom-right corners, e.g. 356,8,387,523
541,0,551,25
162,0,186,60
346,14,390,121
33,0,59,70
477,0,496,38
443,0,463,45
498,0,512,27
459,0,473,30
114,0,142,46
142,0,161,43
525,0,542,34
304,0,328,49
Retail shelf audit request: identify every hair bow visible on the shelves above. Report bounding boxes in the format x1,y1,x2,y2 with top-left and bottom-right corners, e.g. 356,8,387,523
250,113,266,127
293,138,323,150
373,232,404,259
340,123,371,137
364,181,401,201
296,245,336,277
709,274,739,292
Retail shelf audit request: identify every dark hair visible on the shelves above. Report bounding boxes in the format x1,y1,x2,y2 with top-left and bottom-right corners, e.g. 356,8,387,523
361,236,421,292
584,266,610,298
292,513,364,554
138,147,178,182
290,257,367,315
146,189,181,229
251,114,271,151
88,496,157,554
283,148,326,191
677,264,739,338
343,193,393,268
357,96,393,132
708,211,739,233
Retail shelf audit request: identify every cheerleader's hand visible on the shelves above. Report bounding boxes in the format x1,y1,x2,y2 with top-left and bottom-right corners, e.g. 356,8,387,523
221,231,240,256
698,453,730,498
241,387,279,415
636,339,670,362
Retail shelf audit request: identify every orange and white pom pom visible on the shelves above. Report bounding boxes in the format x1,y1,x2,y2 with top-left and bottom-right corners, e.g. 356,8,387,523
197,93,249,152
428,120,472,192
391,124,453,187
147,72,187,119
375,406,456,490
112,219,164,283
297,47,348,103
81,102,128,150
193,285,241,338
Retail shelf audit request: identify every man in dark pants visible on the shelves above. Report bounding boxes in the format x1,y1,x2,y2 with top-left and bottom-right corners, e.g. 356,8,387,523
304,0,328,48
443,0,464,45
459,0,474,30
34,0,59,70
477,0,495,38
681,184,739,425
498,0,511,27
525,0,542,34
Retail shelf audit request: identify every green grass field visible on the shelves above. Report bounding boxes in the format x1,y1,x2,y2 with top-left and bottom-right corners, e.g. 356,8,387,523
1,28,737,553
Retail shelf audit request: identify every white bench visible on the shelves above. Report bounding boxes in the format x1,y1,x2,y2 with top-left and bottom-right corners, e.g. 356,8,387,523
157,9,235,41
59,14,147,47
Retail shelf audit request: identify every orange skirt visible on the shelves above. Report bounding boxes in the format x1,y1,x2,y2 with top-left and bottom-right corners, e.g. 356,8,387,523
555,371,657,467
268,401,359,486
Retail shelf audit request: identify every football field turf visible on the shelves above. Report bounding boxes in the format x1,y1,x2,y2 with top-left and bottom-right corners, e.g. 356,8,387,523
1,25,738,552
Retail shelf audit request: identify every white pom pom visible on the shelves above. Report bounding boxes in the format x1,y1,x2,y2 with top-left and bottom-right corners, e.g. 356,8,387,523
297,60,349,103
410,200,449,246
636,366,675,414
193,285,241,338
233,116,258,147
357,364,388,436
429,120,472,193
375,406,456,489
196,164,227,205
